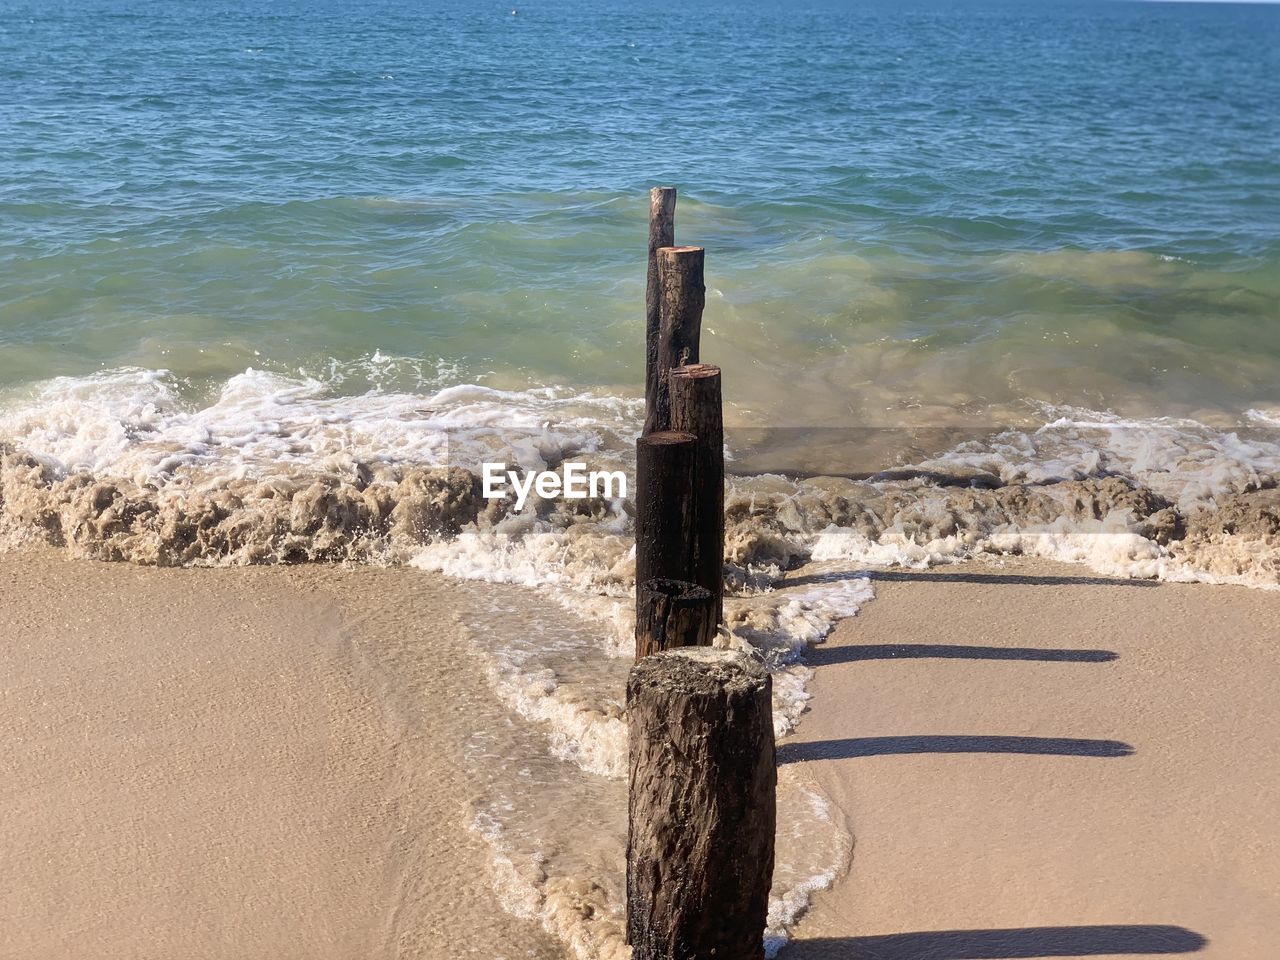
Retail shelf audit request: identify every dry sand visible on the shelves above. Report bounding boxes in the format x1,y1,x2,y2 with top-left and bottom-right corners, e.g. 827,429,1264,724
0,548,561,960
784,559,1280,959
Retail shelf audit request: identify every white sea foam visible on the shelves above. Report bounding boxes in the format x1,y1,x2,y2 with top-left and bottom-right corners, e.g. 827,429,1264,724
457,593,630,779
765,771,853,958
921,405,1280,511
7,367,1280,585
811,528,954,568
0,362,638,486
723,576,876,737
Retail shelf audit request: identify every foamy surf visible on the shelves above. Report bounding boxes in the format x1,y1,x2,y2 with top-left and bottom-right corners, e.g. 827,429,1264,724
5,365,1280,587
0,361,639,484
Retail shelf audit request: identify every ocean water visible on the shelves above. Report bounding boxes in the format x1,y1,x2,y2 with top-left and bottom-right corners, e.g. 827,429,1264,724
2,0,1278,426
3,0,1280,956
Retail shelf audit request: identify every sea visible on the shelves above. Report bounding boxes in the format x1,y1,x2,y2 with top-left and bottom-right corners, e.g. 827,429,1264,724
2,0,1279,955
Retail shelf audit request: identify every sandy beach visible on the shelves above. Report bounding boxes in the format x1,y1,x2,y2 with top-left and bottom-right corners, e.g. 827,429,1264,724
784,559,1280,959
0,548,561,960
5,547,1280,959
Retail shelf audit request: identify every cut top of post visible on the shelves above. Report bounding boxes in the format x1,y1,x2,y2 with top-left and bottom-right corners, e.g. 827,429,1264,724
657,245,703,258
628,646,769,694
650,186,677,211
671,363,719,380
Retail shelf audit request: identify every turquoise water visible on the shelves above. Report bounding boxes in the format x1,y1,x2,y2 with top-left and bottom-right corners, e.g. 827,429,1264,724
1,0,1279,455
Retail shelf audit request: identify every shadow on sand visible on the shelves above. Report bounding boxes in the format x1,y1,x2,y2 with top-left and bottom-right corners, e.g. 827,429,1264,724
779,735,1134,763
782,569,1160,589
782,925,1207,958
807,643,1118,664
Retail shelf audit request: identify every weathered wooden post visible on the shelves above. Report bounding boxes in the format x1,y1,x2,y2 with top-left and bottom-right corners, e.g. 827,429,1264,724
636,578,716,659
644,187,677,434
645,245,705,434
627,647,776,960
669,363,724,625
635,431,698,649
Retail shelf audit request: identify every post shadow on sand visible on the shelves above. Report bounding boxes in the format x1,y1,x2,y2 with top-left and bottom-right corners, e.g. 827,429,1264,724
783,925,1207,959
781,569,1160,589
806,643,1118,666
779,735,1134,763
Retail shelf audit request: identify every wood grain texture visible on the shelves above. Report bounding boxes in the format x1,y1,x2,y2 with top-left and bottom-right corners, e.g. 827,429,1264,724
645,245,704,434
669,363,724,625
634,431,698,618
635,577,715,659
626,648,776,960
644,187,677,433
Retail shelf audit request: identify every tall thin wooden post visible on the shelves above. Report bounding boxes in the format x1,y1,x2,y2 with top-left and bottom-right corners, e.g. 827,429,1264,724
634,431,698,639
644,245,704,434
644,187,677,434
626,648,776,960
669,363,724,625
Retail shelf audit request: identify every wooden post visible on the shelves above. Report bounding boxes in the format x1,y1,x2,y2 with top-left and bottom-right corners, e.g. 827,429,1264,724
645,187,677,435
644,245,705,434
634,431,698,617
627,647,776,960
636,578,715,659
668,363,724,625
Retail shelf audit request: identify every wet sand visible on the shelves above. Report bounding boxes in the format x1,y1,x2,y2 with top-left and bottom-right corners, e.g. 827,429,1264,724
784,559,1280,959
0,548,561,960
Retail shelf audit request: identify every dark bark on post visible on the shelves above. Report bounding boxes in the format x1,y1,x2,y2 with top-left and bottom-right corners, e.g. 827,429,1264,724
644,245,704,434
626,648,776,960
635,431,698,635
668,363,724,625
636,578,715,659
644,187,677,435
